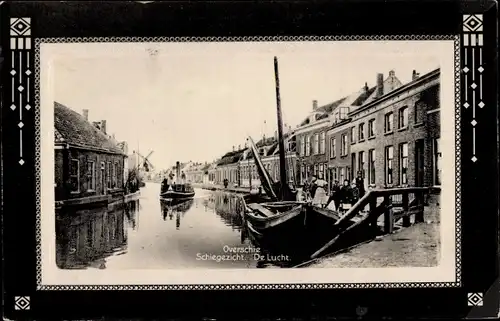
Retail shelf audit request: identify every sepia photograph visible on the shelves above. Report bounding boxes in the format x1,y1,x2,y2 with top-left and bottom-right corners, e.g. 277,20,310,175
3,2,499,320
38,39,457,287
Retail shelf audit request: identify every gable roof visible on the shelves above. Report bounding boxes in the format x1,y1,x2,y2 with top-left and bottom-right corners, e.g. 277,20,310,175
54,102,124,154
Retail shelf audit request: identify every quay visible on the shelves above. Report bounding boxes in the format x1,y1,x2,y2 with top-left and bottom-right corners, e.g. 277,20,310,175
191,183,253,195
296,196,440,268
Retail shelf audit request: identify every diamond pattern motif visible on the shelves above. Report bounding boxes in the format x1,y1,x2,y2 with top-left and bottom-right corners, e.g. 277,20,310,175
467,292,483,306
18,85,24,92
26,69,32,76
463,102,469,108
471,156,477,162
19,159,25,166
478,101,485,108
10,104,16,111
471,120,477,126
471,83,477,89
10,70,16,76
26,104,31,110
462,67,469,73
14,296,30,310
478,66,484,73
18,122,24,128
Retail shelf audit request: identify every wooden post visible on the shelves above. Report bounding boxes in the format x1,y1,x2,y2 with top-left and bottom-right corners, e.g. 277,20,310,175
369,197,377,229
415,190,425,223
384,195,394,234
402,191,411,227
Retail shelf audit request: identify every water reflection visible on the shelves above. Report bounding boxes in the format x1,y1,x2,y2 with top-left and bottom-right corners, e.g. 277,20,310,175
56,200,139,269
160,199,195,230
204,192,245,232
55,184,302,269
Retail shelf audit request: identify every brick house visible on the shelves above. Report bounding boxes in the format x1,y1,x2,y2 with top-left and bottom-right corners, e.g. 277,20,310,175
295,99,345,184
214,148,246,186
296,85,379,185
54,102,126,205
326,119,353,186
346,68,440,189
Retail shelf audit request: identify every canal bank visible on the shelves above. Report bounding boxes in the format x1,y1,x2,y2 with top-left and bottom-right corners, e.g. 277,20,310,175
191,183,251,194
300,202,441,268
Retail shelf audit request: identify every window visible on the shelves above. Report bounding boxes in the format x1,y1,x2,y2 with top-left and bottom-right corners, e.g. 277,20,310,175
330,138,336,158
384,112,394,133
70,159,80,193
341,134,348,156
351,153,356,178
107,162,111,188
358,151,365,177
368,149,376,185
319,163,324,179
332,167,337,181
112,162,118,188
346,166,351,182
324,163,328,181
314,164,319,177
319,132,326,154
305,136,311,156
350,127,356,144
385,146,394,185
400,143,408,184
86,160,96,191
433,138,442,185
334,111,340,123
339,107,349,120
399,106,409,129
300,137,305,156
368,119,375,137
100,162,106,194
358,123,365,141
415,101,425,124
313,133,319,155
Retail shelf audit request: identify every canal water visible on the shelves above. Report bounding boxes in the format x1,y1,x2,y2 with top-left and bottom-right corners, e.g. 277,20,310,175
56,182,293,270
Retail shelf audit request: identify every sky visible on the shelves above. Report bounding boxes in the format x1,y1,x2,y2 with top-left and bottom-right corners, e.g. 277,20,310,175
49,41,444,169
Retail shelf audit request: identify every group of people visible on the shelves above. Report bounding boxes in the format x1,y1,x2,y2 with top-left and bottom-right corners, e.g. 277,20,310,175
304,171,366,212
161,171,187,192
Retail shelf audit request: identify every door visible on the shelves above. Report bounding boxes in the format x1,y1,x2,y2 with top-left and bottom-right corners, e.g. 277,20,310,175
415,139,425,187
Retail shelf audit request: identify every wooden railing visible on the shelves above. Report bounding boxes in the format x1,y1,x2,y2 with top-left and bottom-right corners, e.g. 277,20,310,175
311,187,429,259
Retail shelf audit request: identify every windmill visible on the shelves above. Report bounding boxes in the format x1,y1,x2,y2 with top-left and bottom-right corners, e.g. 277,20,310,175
136,150,155,173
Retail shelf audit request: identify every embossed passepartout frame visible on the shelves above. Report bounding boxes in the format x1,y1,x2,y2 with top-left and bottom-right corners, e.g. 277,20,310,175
31,34,462,291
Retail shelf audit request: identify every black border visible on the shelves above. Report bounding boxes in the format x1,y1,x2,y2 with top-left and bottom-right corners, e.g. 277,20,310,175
1,1,498,319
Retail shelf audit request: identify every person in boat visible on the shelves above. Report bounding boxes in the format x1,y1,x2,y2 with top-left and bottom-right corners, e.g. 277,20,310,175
355,171,366,199
161,175,169,194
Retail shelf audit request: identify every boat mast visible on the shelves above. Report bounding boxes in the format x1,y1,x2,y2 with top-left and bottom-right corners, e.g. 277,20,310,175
274,56,288,200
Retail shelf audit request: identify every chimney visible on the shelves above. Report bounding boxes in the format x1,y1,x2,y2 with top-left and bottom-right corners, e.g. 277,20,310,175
364,82,369,93
232,145,235,152
312,100,318,111
238,144,241,150
389,70,395,77
100,120,107,135
412,69,420,80
82,109,89,121
176,161,180,178
376,73,384,97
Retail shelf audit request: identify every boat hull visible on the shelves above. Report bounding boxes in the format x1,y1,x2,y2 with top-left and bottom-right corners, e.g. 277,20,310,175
159,191,195,201
244,204,343,258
